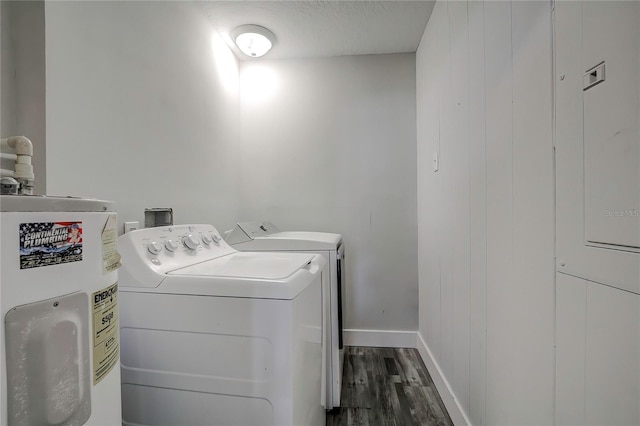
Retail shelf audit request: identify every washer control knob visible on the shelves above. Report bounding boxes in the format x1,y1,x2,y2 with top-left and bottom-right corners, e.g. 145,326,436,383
212,232,222,243
164,239,179,252
201,233,213,245
183,234,200,250
147,241,162,255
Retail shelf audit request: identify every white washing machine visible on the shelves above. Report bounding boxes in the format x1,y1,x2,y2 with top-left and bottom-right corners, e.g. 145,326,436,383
0,195,122,425
225,221,345,410
117,224,325,426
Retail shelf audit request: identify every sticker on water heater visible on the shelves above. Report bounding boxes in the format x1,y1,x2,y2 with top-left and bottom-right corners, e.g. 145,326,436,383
101,214,121,274
19,222,83,269
92,282,119,385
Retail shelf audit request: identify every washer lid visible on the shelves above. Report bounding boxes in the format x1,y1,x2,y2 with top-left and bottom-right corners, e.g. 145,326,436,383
233,231,342,251
263,231,341,245
167,251,314,280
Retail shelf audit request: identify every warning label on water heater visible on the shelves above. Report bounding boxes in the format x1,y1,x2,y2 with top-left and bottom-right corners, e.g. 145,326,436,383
19,222,83,269
92,282,119,385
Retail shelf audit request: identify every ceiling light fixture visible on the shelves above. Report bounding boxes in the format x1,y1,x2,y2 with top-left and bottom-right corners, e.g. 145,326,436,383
231,25,275,58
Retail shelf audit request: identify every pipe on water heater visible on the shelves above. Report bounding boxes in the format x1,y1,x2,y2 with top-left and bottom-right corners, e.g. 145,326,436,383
0,136,34,194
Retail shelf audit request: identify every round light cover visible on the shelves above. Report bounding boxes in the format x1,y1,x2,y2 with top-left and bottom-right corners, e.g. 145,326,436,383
231,25,275,58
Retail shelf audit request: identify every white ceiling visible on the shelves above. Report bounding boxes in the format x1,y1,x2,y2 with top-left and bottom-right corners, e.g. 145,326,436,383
201,1,435,61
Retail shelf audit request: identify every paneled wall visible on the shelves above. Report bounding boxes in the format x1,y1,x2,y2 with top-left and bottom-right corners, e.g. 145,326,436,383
416,2,555,424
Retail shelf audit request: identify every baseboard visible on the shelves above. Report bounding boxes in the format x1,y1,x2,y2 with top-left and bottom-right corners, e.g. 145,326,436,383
416,332,471,426
343,329,418,348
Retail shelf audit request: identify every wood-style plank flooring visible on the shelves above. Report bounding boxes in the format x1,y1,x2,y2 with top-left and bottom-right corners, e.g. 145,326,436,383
326,347,453,426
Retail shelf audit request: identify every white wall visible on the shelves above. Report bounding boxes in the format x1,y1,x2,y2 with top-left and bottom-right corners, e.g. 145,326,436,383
0,1,46,195
416,1,555,424
0,1,7,141
239,54,418,333
40,2,420,337
3,2,420,342
45,1,241,232
1,0,19,156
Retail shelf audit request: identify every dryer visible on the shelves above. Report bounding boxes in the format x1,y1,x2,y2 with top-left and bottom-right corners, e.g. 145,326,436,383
225,221,345,410
117,224,325,426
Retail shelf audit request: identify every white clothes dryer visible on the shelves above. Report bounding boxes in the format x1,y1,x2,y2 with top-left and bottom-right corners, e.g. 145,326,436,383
117,224,325,426
225,221,345,410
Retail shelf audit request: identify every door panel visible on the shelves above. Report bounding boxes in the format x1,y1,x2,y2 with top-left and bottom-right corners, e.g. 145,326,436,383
556,273,640,426
555,0,640,293
582,1,640,250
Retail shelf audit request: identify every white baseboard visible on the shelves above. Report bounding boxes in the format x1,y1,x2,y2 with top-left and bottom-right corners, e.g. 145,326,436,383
343,329,417,348
416,332,471,426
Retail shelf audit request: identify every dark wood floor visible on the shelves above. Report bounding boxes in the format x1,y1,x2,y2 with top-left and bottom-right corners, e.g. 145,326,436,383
326,347,453,426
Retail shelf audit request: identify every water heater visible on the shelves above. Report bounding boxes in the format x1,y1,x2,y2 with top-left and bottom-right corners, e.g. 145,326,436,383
0,195,122,425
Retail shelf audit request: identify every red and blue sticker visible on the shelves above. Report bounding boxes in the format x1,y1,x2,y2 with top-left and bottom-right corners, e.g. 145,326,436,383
19,222,83,269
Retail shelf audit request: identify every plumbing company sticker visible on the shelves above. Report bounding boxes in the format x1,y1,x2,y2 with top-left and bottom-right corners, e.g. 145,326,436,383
92,282,119,385
19,222,83,269
101,214,121,274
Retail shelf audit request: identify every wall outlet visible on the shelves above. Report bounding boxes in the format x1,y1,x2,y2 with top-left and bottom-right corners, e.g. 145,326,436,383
124,221,140,233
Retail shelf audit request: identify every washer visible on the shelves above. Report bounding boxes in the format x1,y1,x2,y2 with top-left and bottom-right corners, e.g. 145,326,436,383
225,221,345,410
117,224,325,426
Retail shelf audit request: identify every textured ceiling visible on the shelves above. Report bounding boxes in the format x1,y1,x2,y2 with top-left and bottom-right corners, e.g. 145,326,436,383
201,1,435,61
